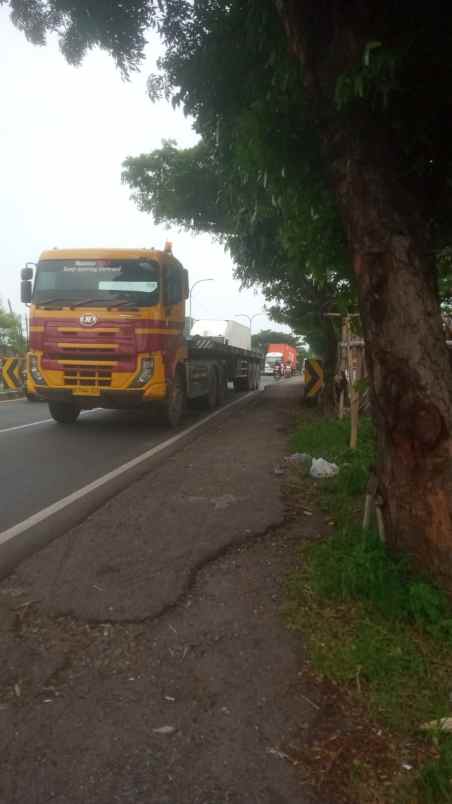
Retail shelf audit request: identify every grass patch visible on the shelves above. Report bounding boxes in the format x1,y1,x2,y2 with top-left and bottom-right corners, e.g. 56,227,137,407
417,737,452,803
285,414,452,802
292,415,375,526
285,532,452,734
292,414,376,469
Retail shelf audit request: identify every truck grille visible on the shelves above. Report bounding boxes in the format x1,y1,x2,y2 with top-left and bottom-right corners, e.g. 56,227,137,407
63,367,112,388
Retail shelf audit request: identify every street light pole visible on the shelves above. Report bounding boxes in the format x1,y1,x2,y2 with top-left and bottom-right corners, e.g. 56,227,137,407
234,312,264,335
189,278,214,326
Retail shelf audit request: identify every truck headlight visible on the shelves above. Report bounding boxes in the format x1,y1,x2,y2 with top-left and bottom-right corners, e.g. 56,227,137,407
29,354,46,385
133,357,155,386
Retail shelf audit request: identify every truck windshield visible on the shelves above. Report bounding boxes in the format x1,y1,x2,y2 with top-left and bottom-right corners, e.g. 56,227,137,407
33,259,161,308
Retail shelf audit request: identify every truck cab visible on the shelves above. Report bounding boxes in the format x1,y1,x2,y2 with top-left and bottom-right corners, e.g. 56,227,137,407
22,247,189,423
21,247,261,427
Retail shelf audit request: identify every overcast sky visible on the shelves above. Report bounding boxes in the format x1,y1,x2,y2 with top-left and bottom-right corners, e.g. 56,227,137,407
0,8,288,333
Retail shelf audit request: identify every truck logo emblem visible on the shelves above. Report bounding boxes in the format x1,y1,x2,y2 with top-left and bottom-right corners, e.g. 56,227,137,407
80,314,97,327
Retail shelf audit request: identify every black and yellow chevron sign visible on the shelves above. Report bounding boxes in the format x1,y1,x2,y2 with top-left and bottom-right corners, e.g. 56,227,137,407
304,358,324,398
1,357,25,390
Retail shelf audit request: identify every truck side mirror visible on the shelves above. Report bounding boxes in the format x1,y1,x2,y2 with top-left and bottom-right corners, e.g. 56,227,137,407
165,266,183,306
21,280,32,304
21,266,34,280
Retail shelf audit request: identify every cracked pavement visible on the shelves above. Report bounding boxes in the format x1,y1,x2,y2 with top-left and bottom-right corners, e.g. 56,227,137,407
0,379,321,804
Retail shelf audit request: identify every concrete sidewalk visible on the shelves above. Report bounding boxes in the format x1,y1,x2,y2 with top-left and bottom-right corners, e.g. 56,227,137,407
0,379,322,804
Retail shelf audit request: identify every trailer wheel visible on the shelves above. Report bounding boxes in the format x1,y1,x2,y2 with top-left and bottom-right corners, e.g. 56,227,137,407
253,364,261,390
164,369,186,427
48,401,80,424
242,364,254,392
203,368,218,410
216,368,226,406
250,363,257,390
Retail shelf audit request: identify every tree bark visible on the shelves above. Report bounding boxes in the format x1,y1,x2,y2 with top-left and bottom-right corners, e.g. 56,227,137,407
341,136,452,583
276,0,452,587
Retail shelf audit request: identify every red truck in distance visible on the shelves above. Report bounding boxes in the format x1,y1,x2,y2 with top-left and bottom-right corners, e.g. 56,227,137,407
264,343,297,376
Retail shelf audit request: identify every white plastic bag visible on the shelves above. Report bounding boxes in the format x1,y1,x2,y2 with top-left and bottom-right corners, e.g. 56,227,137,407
310,457,339,479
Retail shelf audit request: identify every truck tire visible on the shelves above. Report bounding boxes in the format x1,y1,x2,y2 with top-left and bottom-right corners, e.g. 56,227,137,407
203,368,218,410
253,364,261,390
48,401,80,424
164,369,186,427
242,364,254,392
249,364,256,390
216,367,226,406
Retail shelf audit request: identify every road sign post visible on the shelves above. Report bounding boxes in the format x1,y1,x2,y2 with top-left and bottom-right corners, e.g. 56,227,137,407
1,356,25,390
303,358,324,400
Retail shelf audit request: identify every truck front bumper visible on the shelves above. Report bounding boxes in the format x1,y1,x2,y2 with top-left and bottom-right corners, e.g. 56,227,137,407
35,383,168,409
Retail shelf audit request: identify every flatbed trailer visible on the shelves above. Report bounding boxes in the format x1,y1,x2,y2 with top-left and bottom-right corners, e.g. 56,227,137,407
187,335,262,399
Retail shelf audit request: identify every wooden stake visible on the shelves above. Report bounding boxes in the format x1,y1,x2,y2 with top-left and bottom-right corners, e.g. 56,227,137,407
350,344,361,449
375,496,386,543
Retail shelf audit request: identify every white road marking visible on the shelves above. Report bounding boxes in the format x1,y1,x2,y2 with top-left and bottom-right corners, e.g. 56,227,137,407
0,408,102,435
0,390,258,546
0,397,24,404
0,417,54,434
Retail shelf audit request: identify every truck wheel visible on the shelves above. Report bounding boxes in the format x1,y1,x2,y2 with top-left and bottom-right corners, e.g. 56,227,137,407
242,364,254,392
48,401,80,424
216,368,226,406
165,369,186,427
203,368,218,410
254,365,261,390
250,364,257,390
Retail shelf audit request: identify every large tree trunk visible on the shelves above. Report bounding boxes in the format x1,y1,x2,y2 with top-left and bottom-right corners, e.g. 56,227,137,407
335,123,452,583
276,1,452,587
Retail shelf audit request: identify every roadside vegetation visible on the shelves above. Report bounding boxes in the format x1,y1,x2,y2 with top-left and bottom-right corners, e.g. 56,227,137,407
283,415,452,802
0,302,26,357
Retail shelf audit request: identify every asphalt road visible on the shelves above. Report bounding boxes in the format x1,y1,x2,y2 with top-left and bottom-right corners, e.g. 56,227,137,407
0,378,277,537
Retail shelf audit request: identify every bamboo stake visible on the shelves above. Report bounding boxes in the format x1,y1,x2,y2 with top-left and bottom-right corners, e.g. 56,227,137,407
350,343,361,449
338,317,348,420
375,499,386,543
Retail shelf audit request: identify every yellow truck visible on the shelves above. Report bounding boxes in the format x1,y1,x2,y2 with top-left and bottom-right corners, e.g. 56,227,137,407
21,245,261,425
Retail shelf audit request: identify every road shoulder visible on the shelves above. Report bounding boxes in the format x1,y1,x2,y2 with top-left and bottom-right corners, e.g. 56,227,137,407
0,378,326,804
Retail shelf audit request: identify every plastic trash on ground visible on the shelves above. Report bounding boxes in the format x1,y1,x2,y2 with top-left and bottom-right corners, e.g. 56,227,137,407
310,457,339,479
286,452,312,466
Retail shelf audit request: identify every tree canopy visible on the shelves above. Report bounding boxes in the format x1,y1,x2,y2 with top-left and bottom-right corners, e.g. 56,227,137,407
121,1,354,363
1,0,152,75
0,303,26,355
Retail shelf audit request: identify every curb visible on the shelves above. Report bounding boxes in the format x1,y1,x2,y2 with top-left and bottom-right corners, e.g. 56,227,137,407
0,390,24,401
